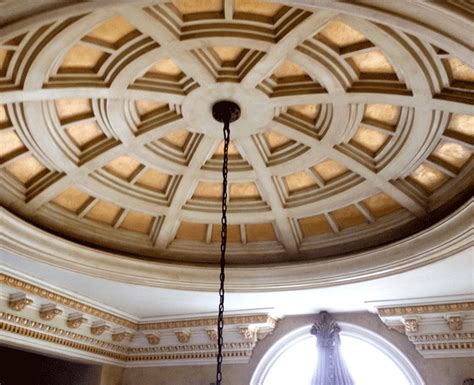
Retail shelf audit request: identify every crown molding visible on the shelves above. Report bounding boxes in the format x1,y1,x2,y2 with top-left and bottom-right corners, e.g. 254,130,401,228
1,198,472,292
374,296,474,358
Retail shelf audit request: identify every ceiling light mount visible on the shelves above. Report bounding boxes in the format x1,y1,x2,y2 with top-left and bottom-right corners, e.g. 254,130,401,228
212,100,241,124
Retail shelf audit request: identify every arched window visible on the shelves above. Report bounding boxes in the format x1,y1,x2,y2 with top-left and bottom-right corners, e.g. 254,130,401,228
251,322,424,385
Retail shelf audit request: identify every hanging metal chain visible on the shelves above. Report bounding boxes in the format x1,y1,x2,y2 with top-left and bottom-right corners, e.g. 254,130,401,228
216,118,230,385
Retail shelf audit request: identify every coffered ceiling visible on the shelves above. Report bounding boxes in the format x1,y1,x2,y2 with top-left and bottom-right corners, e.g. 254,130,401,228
0,0,472,270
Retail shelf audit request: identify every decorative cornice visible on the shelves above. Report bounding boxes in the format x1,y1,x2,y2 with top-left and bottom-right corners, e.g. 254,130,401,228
416,341,474,351
378,302,474,317
0,274,136,329
376,298,474,358
2,273,278,334
408,332,473,344
126,350,251,363
0,311,260,364
1,321,127,361
139,314,277,330
175,330,191,344
1,312,128,353
145,334,160,345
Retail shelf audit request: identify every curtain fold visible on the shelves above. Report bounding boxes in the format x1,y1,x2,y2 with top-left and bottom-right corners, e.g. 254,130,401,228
311,311,354,385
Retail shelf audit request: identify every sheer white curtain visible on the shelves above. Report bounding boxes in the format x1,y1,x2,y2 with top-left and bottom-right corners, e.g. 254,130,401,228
311,312,354,385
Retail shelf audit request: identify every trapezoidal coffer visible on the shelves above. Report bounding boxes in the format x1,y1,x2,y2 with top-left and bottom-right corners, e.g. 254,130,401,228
0,1,472,267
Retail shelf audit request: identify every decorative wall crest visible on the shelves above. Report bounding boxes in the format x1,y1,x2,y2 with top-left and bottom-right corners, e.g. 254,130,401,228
207,329,218,341
1,273,276,366
447,316,463,331
240,327,256,341
175,330,191,344
146,334,160,345
404,319,419,333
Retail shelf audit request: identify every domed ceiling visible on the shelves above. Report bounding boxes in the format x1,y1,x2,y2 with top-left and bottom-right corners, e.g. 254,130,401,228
0,0,472,266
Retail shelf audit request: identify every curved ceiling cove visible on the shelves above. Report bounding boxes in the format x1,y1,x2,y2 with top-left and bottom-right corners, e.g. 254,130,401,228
0,1,472,269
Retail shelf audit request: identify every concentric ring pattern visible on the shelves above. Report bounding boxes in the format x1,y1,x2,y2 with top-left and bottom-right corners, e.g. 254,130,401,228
0,0,472,265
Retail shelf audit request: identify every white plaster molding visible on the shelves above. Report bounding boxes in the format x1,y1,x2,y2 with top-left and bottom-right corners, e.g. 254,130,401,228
1,199,471,291
374,296,474,358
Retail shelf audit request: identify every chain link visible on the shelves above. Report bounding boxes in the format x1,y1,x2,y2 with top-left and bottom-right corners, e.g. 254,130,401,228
216,118,230,385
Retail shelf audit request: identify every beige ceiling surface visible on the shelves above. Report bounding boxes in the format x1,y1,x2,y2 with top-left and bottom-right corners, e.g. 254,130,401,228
0,1,472,265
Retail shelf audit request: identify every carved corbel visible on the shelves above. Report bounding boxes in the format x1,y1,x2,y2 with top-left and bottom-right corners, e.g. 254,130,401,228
112,331,132,342
39,305,62,321
175,330,191,343
67,315,87,329
91,322,110,336
8,294,33,311
146,333,160,345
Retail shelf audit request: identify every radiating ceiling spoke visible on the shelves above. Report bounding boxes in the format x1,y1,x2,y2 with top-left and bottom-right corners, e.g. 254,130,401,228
26,115,188,212
269,120,428,217
241,10,337,88
153,137,220,250
235,137,299,254
118,6,216,86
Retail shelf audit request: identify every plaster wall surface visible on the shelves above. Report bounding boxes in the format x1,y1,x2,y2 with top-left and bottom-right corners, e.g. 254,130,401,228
0,345,102,385
118,312,474,385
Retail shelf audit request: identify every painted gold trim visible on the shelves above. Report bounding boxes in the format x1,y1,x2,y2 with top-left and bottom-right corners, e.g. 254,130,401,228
1,312,128,353
1,274,136,329
126,350,251,362
1,313,258,363
378,302,474,316
139,314,277,330
408,332,473,343
416,342,474,351
0,322,127,361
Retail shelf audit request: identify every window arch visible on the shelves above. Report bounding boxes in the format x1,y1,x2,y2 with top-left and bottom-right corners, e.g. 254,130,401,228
251,322,424,385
